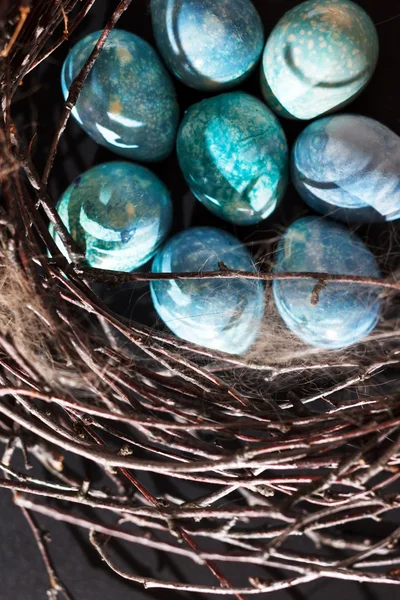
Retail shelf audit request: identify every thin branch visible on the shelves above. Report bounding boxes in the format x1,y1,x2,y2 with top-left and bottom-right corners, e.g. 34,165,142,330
42,0,133,185
74,264,400,292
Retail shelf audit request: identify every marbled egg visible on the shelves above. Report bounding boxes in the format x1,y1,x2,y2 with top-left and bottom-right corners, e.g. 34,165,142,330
292,114,400,223
150,0,264,91
150,227,265,354
61,29,179,161
273,217,381,349
261,0,379,120
177,92,288,225
50,162,172,271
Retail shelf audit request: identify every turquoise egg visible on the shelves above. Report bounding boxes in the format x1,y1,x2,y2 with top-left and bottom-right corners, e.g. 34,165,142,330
177,92,288,225
61,29,179,161
292,114,400,223
150,227,265,354
273,217,381,349
150,0,264,91
261,0,379,120
50,162,173,271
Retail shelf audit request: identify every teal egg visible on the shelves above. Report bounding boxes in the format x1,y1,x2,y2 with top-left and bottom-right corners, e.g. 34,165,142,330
261,0,379,120
61,29,179,161
150,0,264,91
177,92,288,225
150,227,265,354
50,162,173,271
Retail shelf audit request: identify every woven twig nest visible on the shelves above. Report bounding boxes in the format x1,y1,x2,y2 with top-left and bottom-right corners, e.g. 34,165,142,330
1,1,400,598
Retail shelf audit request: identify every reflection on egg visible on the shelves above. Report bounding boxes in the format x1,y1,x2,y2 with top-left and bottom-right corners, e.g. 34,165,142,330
273,217,381,349
177,92,288,225
61,30,179,161
150,227,265,354
50,162,172,271
292,114,400,223
151,0,264,91
261,0,379,120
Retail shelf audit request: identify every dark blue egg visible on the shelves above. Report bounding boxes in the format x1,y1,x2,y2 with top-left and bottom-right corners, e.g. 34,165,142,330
61,29,179,162
150,227,265,354
292,114,400,223
151,0,264,91
273,217,381,349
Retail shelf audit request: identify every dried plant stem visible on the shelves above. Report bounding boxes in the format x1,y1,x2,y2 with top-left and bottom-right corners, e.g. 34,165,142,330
75,264,400,292
20,507,75,600
42,0,134,186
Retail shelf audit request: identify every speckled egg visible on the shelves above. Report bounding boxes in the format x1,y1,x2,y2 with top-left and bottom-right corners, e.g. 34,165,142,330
177,92,288,225
292,114,400,223
61,29,179,161
273,217,381,349
261,0,379,120
150,227,265,354
50,162,173,271
150,0,264,91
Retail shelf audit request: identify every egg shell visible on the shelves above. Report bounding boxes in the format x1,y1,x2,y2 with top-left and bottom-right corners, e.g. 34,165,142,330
292,114,400,223
177,91,288,226
61,29,179,161
273,217,381,349
150,227,265,354
261,0,379,120
150,0,264,91
50,162,173,272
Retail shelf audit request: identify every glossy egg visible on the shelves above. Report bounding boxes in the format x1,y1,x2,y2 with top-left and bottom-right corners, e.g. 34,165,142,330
61,29,179,161
292,114,400,223
177,92,288,225
273,217,381,349
50,162,173,271
150,0,264,91
261,0,379,120
150,227,265,354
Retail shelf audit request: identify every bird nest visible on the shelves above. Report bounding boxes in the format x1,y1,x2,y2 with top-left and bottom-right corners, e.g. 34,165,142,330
1,1,400,598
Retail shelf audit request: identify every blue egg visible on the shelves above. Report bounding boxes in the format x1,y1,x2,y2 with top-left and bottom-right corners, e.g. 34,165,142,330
273,217,381,349
50,162,173,271
61,29,179,161
261,0,379,120
177,92,288,225
151,0,264,91
150,227,264,354
292,114,400,223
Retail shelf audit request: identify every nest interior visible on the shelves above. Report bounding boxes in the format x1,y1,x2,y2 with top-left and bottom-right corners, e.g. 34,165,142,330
1,1,400,599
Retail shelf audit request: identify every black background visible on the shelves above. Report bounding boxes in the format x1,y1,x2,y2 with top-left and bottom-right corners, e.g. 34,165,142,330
1,1,400,598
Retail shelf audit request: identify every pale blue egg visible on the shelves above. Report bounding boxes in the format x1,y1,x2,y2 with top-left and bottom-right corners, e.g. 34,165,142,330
177,92,288,225
150,227,265,354
292,114,400,223
261,0,379,120
50,162,173,271
61,29,179,161
151,0,264,91
273,217,381,349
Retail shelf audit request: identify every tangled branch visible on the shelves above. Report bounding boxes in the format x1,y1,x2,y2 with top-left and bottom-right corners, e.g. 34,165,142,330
1,1,400,598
